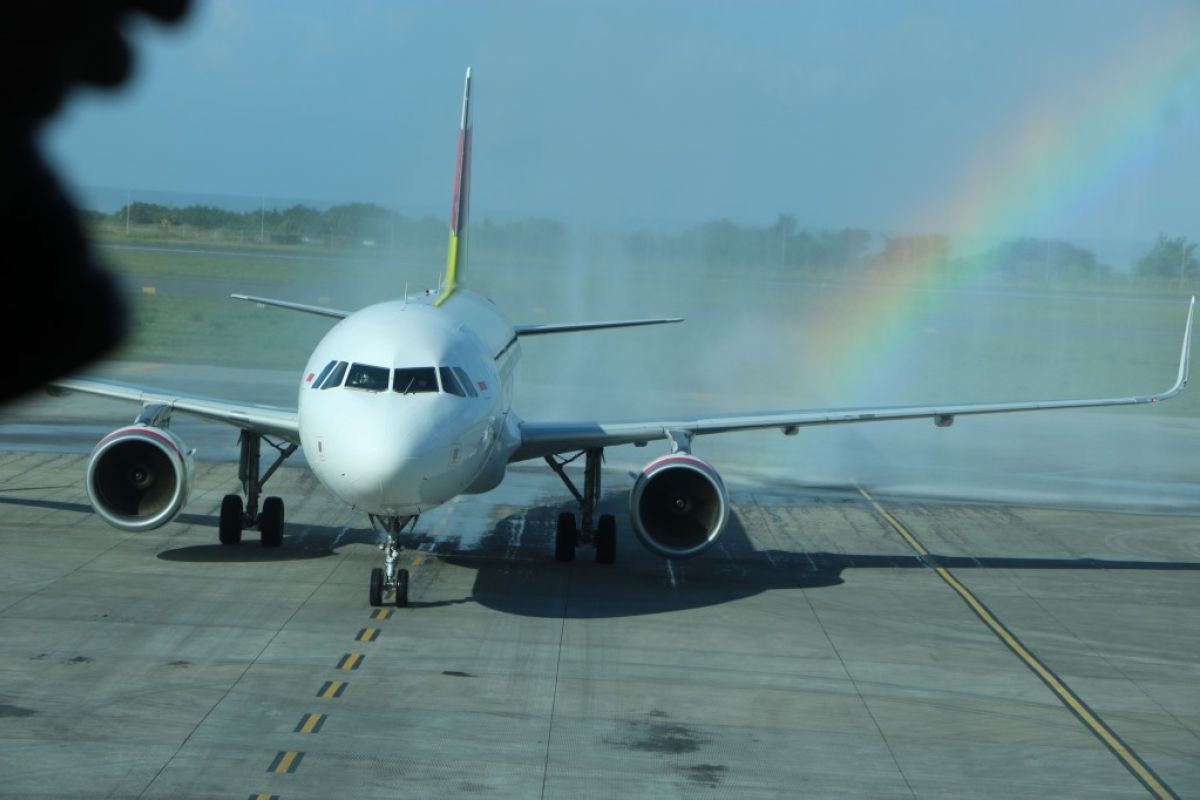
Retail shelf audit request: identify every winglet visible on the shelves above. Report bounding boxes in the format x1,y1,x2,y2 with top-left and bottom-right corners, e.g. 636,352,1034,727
434,67,472,308
1156,295,1194,401
1171,293,1190,398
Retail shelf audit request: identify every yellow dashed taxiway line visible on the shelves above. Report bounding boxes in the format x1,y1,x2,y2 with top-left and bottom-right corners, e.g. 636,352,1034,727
294,712,326,734
266,750,303,774
855,483,1179,800
336,653,364,671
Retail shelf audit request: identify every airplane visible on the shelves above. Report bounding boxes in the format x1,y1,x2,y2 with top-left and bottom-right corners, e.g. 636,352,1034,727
51,68,1195,608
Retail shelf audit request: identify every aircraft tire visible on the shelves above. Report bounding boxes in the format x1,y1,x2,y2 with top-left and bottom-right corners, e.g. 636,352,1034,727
369,567,383,607
218,494,243,545
596,514,617,564
260,496,284,547
555,512,577,563
395,568,409,608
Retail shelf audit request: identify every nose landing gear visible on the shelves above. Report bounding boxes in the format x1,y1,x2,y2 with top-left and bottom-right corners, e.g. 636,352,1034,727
369,514,416,607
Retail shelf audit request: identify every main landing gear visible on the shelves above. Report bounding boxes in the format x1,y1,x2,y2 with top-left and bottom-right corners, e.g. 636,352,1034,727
368,514,415,607
218,431,298,548
544,447,617,565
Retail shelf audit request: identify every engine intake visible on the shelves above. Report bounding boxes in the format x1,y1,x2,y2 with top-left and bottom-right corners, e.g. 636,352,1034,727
86,426,193,531
630,454,729,558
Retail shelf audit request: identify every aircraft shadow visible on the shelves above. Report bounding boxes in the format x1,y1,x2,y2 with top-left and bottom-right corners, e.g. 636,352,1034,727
426,491,1200,620
4,493,1196,617
158,519,381,563
0,494,370,563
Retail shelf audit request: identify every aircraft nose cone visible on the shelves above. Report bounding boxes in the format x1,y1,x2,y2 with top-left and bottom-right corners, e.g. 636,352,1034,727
338,433,444,512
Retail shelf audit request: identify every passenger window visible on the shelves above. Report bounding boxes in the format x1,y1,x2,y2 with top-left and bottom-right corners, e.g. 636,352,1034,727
345,363,390,392
310,360,336,389
453,366,479,398
393,367,438,394
320,361,348,390
439,366,466,397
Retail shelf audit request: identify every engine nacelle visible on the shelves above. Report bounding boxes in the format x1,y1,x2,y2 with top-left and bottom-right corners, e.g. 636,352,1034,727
629,454,729,558
85,426,194,531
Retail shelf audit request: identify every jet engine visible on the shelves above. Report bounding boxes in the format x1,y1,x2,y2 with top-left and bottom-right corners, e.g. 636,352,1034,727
629,454,729,558
85,426,194,531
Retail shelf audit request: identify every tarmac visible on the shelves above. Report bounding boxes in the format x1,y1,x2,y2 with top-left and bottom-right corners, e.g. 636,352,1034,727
1,434,1197,797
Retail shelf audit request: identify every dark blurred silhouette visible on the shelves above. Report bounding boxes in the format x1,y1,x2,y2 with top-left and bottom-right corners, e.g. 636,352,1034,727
1,1,190,402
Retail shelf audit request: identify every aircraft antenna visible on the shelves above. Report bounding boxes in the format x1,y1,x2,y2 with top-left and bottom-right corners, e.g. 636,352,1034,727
404,281,408,305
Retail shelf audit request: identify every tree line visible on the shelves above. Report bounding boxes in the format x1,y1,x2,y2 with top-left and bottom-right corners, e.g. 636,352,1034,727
83,202,1198,285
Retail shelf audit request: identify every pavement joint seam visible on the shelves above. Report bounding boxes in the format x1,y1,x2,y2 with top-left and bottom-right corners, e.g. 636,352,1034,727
0,517,136,617
855,483,1181,800
1005,548,1200,749
538,564,572,800
753,497,920,799
133,521,340,799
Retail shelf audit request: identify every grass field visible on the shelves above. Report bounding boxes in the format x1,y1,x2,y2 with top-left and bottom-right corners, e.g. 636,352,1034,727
94,241,1199,420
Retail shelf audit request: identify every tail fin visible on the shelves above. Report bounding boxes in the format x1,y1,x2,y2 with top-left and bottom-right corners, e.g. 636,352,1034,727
434,67,472,307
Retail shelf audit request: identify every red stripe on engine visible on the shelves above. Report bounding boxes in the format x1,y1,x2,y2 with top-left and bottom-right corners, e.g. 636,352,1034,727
641,454,709,475
95,427,186,468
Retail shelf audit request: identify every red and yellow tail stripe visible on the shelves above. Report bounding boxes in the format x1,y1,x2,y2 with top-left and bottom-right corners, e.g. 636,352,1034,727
435,68,472,307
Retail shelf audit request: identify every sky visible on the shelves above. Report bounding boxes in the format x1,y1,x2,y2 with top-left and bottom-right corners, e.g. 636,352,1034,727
43,0,1200,256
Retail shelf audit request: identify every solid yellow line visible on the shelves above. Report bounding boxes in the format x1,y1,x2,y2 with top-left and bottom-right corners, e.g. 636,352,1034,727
299,713,323,734
855,483,1177,800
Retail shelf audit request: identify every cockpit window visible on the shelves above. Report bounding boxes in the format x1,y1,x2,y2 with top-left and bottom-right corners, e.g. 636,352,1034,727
310,360,336,389
345,363,390,392
393,367,438,394
439,366,466,397
320,361,348,390
453,366,479,398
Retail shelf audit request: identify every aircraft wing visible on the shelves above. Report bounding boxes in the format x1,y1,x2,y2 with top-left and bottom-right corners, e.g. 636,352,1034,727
48,377,300,443
514,318,683,336
231,294,350,319
511,296,1193,462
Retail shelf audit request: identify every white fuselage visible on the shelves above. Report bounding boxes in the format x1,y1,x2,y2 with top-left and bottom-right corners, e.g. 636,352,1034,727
297,290,522,517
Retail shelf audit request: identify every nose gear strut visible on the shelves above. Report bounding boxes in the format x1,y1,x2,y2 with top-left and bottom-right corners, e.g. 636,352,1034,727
369,514,417,607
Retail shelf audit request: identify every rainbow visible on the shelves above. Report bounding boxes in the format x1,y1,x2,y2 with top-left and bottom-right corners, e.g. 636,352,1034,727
797,24,1200,400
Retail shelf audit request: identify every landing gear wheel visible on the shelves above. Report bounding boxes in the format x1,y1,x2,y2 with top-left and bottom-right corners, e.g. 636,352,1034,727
555,512,577,563
395,568,409,608
369,567,383,607
595,514,617,564
259,495,284,547
218,494,243,545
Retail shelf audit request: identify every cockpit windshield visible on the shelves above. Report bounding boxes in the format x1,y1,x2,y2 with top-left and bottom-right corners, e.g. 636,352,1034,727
319,361,348,390
345,363,390,392
439,366,466,397
393,367,438,394
315,361,476,396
